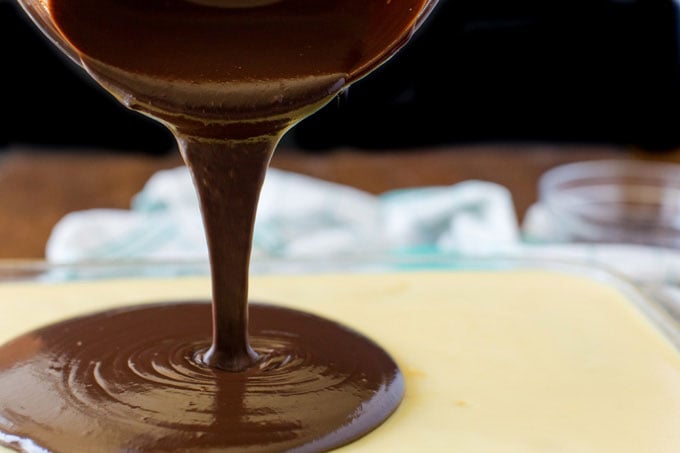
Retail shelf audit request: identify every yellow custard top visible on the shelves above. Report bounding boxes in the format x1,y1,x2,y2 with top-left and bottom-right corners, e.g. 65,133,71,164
1,269,679,452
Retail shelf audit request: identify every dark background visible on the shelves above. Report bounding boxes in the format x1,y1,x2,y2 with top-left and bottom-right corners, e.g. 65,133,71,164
3,0,680,154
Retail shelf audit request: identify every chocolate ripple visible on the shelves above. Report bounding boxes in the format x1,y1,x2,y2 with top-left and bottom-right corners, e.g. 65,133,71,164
0,302,403,452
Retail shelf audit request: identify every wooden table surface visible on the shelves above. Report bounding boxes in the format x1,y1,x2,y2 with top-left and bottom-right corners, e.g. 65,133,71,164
1,142,679,259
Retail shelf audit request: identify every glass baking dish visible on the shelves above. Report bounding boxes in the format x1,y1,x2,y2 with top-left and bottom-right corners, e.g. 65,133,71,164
1,253,678,344
1,254,680,452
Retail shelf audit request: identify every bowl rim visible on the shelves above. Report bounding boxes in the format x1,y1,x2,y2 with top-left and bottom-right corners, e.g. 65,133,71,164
539,159,680,196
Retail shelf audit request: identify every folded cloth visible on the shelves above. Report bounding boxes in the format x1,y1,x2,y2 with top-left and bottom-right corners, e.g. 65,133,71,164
46,166,518,261
46,165,680,311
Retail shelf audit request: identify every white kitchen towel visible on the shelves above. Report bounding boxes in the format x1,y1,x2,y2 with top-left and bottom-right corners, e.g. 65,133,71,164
46,166,519,262
45,164,680,311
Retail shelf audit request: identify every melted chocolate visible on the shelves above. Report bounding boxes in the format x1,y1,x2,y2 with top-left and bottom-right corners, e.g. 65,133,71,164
2,0,436,450
0,302,403,452
47,0,435,138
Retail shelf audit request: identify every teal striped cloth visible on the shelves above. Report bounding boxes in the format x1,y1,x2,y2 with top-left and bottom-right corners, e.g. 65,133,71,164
45,166,680,313
46,166,518,264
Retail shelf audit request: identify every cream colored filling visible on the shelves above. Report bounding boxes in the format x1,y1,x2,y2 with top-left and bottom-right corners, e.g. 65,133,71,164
1,269,680,452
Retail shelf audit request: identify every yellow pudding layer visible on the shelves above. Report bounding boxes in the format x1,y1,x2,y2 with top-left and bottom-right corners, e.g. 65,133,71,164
1,269,680,452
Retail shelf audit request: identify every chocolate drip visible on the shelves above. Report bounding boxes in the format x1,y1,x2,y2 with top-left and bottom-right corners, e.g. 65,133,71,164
178,135,276,371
